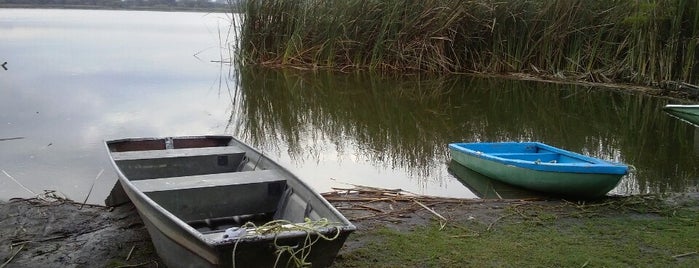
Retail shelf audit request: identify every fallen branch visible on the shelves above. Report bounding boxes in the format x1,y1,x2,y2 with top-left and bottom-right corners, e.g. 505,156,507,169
356,204,386,213
413,199,447,228
1,244,25,268
325,193,533,205
325,184,539,223
80,169,104,210
126,245,136,261
331,186,403,195
35,234,69,243
672,251,697,259
450,234,479,238
349,205,421,221
330,179,405,192
114,260,159,268
2,169,36,196
10,240,30,247
487,215,508,231
9,194,108,209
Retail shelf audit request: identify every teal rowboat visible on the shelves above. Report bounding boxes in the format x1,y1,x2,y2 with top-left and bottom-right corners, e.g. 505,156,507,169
448,142,629,199
663,104,699,127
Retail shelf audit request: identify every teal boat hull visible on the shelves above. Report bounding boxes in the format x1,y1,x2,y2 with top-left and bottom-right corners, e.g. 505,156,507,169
448,160,546,200
449,142,628,199
663,104,699,127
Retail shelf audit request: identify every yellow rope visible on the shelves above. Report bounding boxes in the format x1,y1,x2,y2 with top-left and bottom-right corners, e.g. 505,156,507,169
231,218,342,268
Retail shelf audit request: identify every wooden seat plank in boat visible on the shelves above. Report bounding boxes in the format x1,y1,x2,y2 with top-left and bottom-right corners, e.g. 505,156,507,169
490,152,559,162
132,170,287,222
130,170,283,193
111,146,245,161
112,146,248,180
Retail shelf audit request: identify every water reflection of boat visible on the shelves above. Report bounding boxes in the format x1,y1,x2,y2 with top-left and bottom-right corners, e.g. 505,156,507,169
449,142,629,199
105,135,355,268
664,104,699,127
448,160,545,199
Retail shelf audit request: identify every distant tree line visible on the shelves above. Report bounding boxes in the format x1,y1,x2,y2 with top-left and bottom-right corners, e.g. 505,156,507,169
0,0,232,11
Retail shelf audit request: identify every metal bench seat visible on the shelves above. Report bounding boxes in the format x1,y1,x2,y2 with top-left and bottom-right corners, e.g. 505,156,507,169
111,146,245,161
132,170,287,221
112,146,248,180
131,170,285,192
490,152,559,162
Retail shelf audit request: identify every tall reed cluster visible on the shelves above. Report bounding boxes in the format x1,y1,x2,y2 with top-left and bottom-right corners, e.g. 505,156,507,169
233,0,699,85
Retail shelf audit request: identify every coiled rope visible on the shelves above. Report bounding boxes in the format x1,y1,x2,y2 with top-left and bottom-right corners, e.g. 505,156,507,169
231,218,342,268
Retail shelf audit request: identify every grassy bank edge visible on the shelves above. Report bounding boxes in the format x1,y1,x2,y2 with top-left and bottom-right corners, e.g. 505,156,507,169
332,194,699,267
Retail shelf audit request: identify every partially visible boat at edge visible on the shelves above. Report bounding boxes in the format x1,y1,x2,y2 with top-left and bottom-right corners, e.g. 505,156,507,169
448,142,629,199
663,104,699,127
105,135,355,268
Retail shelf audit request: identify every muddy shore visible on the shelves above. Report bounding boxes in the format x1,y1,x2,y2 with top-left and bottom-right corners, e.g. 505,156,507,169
2,191,698,267
0,192,534,268
0,197,159,268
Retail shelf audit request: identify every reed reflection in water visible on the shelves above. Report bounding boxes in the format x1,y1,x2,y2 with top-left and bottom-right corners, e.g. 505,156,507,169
226,67,698,197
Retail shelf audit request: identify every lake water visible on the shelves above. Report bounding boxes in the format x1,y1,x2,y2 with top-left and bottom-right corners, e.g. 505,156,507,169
1,9,697,204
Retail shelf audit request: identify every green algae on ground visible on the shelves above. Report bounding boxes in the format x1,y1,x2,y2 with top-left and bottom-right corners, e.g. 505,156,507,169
333,195,699,267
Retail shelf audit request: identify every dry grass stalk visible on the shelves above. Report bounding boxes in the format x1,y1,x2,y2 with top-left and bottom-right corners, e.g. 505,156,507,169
323,185,536,222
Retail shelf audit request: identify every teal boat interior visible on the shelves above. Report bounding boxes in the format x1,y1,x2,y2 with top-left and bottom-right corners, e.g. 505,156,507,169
489,152,578,164
449,142,629,175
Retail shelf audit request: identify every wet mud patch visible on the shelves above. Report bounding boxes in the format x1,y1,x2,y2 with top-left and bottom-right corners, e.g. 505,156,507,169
0,197,160,268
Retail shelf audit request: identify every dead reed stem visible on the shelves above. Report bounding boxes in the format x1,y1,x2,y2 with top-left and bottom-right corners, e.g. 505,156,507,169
322,184,535,222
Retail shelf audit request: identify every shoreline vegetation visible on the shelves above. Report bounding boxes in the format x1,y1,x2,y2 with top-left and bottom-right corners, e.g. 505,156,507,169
234,0,699,93
6,1,698,98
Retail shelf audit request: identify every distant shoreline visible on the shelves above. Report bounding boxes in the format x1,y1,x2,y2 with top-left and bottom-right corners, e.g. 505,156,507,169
0,4,232,13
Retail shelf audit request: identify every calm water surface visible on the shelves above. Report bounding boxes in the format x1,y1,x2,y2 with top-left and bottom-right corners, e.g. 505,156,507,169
1,9,697,204
1,9,235,203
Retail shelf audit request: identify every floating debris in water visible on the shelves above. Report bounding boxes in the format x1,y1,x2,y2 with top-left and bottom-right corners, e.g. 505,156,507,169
0,137,24,142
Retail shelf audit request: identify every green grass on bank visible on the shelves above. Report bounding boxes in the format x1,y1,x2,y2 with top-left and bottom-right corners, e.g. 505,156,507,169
334,197,699,267
234,0,699,86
